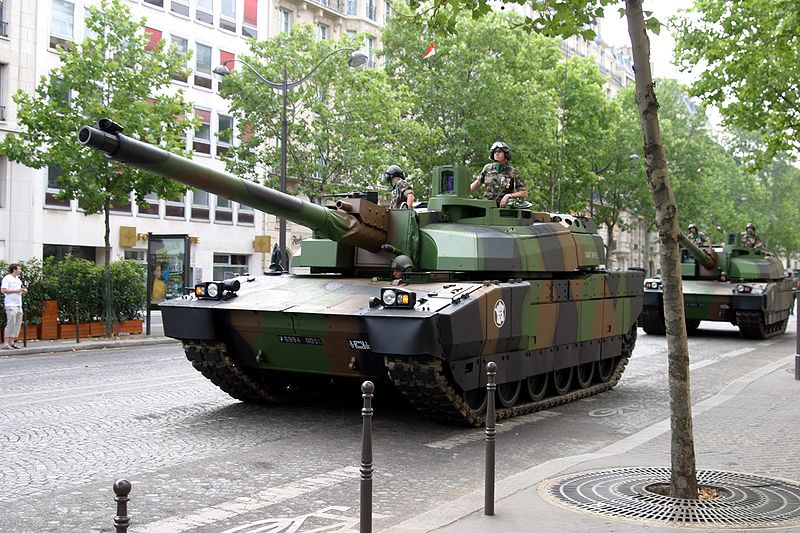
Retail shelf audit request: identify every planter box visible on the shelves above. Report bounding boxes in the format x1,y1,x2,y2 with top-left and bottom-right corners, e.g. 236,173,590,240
40,300,59,340
89,321,105,337
59,323,92,339
22,324,39,341
121,319,143,335
38,323,59,340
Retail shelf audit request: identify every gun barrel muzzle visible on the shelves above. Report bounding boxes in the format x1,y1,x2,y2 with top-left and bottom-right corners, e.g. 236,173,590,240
77,125,120,156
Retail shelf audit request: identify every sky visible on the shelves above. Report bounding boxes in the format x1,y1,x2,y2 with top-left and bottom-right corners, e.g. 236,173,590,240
597,0,697,84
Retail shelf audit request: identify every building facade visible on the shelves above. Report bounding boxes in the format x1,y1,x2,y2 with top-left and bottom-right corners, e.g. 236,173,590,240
0,0,385,280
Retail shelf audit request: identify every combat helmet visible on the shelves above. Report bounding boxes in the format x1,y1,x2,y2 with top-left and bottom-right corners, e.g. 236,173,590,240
489,141,512,161
384,164,405,184
688,223,697,231
746,222,755,231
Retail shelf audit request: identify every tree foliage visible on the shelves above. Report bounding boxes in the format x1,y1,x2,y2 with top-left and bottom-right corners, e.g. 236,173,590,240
672,0,800,166
219,25,419,199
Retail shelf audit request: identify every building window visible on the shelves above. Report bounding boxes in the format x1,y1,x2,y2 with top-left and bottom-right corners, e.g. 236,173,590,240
0,157,6,208
143,0,165,7
0,64,5,121
171,35,189,82
170,0,189,17
124,249,146,262
220,0,236,32
384,0,391,21
237,203,254,225
144,26,162,52
191,190,209,220
44,244,96,262
218,49,234,90
0,1,7,38
213,253,249,280
215,196,232,223
367,36,375,67
367,0,375,20
164,193,186,218
346,0,356,16
194,43,212,89
196,0,213,25
139,192,159,216
194,108,211,154
110,192,132,214
50,0,74,51
45,167,70,208
242,0,258,38
217,113,233,156
317,23,328,41
278,9,292,34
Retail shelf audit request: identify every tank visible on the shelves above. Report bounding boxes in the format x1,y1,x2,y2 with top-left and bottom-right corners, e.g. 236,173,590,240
641,232,795,339
78,120,643,426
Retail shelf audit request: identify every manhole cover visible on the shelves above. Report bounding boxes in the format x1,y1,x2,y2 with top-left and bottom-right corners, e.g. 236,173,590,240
541,467,800,529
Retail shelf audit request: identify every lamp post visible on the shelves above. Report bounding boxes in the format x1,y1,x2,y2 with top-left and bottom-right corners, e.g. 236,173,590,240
214,48,368,270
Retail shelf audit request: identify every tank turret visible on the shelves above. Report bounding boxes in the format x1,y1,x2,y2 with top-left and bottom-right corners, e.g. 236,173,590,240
642,230,794,339
78,120,644,426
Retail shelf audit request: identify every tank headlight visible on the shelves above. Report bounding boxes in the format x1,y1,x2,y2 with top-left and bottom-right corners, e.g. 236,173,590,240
380,288,416,308
736,285,752,294
205,283,218,298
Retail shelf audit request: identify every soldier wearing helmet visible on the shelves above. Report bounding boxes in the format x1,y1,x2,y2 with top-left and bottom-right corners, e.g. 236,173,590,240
687,223,710,247
384,164,415,209
470,141,528,207
741,223,763,249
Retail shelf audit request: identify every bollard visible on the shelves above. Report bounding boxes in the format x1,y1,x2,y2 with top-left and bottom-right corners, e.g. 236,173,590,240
360,381,374,533
22,313,27,347
113,479,131,533
75,301,80,344
796,297,799,381
484,361,497,516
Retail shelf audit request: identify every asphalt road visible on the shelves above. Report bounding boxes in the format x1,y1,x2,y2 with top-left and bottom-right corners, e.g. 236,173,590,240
0,319,796,533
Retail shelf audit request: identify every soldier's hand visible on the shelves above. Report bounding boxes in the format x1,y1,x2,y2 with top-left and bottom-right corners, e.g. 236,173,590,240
499,194,511,207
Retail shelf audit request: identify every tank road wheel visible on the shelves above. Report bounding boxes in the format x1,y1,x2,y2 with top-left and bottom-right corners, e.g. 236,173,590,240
526,373,549,402
597,357,617,383
552,367,573,395
576,362,595,389
496,381,522,408
463,388,487,413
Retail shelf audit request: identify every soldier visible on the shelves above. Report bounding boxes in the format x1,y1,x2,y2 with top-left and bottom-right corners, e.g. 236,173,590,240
385,165,415,209
741,222,764,249
687,223,710,247
470,141,528,207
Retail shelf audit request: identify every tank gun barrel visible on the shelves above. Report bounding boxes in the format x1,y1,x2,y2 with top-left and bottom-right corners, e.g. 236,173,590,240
678,233,717,270
77,123,386,251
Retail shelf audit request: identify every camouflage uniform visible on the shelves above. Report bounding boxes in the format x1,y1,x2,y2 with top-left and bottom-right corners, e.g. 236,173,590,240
689,231,709,247
476,163,527,205
741,231,762,249
390,178,414,209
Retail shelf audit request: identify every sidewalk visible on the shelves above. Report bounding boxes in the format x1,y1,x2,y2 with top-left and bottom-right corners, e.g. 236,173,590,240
386,355,800,533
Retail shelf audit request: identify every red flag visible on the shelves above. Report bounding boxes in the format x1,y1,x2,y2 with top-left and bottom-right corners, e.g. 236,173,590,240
423,42,436,59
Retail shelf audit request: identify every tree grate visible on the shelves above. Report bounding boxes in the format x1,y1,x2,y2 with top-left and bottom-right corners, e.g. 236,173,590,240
540,467,800,529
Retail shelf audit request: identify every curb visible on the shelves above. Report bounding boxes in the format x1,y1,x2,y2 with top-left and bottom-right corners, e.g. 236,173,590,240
1,336,179,356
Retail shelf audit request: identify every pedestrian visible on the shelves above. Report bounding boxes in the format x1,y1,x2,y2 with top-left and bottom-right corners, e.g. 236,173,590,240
687,223,710,247
740,223,763,250
2,263,27,349
470,141,528,207
384,165,415,209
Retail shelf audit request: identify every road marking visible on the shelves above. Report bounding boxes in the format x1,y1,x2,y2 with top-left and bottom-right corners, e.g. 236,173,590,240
0,373,199,400
135,467,360,533
689,346,754,371
424,411,560,450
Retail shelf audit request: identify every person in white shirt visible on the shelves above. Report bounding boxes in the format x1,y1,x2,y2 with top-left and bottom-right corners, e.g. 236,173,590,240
2,263,27,349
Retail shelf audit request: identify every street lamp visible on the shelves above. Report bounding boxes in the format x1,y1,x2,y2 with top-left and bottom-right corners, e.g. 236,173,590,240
213,48,368,271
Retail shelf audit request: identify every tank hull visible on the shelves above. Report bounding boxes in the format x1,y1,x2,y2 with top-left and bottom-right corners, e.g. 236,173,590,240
162,270,643,425
641,278,794,338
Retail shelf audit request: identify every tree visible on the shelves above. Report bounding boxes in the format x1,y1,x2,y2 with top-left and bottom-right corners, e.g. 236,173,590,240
672,0,800,166
410,0,699,498
219,25,418,200
0,0,193,333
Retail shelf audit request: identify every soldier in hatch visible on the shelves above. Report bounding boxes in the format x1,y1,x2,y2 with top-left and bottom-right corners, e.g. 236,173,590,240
470,141,528,207
385,165,415,209
741,223,764,249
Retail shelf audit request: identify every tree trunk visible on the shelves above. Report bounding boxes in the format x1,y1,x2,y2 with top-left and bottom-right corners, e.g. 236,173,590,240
626,0,698,499
103,197,114,337
606,222,616,270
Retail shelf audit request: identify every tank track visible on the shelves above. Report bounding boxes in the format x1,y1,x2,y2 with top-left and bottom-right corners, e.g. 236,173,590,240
385,327,637,427
184,341,292,403
736,311,788,339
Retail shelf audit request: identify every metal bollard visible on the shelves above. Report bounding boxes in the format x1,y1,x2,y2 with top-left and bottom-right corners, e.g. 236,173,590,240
796,297,799,380
113,479,131,533
75,301,81,344
485,361,497,516
360,381,374,533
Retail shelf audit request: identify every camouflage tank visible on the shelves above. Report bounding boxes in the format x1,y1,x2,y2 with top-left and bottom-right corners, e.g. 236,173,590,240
641,232,795,339
78,120,643,426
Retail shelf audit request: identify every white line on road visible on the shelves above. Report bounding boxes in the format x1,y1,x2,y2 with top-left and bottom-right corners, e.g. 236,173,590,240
424,411,561,450
134,466,361,533
0,373,199,401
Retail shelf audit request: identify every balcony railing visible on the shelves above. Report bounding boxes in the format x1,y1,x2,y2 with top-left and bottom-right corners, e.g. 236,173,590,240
0,21,8,38
0,106,5,121
308,0,347,15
